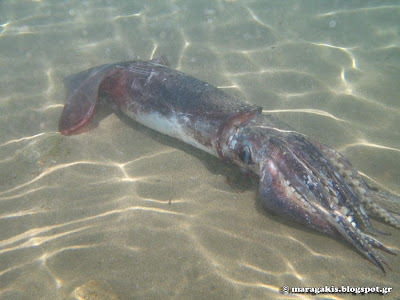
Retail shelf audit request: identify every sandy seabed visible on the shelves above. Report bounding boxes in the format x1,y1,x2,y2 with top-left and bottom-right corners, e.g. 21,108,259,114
0,1,399,299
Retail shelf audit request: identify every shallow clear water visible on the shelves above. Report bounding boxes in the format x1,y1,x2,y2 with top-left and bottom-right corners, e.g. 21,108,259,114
0,0,399,299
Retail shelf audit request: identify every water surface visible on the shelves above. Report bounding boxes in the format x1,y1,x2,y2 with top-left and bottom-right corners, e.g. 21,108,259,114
1,1,399,299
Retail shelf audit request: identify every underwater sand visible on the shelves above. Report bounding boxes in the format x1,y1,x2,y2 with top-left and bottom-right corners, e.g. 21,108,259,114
0,1,399,299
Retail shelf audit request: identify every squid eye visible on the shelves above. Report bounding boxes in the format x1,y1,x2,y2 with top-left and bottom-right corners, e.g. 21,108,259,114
239,146,253,164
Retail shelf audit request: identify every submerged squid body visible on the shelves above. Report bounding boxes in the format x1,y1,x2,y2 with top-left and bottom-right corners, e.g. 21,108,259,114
59,58,399,273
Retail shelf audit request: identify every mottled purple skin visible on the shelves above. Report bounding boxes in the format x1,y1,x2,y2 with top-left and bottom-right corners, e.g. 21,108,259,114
59,59,260,150
58,58,398,273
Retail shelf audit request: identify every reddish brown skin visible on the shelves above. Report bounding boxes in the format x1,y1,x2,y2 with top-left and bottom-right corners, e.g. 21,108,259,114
58,59,398,273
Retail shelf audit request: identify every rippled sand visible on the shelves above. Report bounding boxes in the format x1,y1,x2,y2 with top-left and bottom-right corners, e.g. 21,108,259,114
1,1,399,299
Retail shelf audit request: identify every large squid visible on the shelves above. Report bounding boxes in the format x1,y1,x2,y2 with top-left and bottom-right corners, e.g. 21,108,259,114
58,57,399,273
